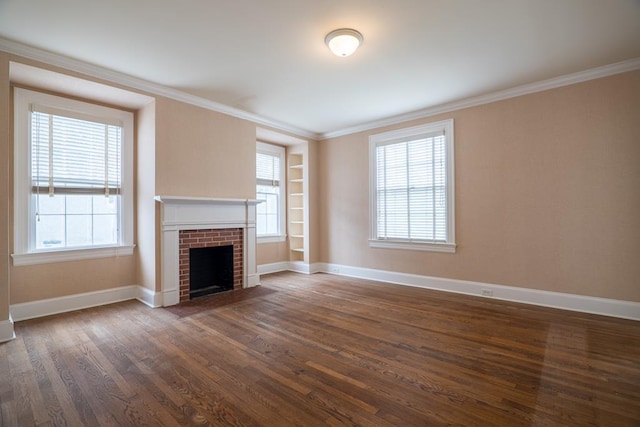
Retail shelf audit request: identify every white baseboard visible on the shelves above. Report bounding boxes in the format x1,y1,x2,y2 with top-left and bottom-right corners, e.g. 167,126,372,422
315,263,640,321
137,286,161,308
11,285,141,322
162,289,180,307
308,263,324,274
288,261,315,274
8,263,636,323
257,262,290,275
258,261,325,276
247,273,261,287
0,315,16,343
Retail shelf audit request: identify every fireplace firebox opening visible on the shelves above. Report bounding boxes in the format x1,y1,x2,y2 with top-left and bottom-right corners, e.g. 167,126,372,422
189,245,234,299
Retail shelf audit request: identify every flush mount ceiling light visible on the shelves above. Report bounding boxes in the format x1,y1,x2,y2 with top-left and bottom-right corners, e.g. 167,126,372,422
325,28,363,57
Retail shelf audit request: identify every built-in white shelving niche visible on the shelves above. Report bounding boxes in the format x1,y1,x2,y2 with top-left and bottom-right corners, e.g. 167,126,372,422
288,151,307,263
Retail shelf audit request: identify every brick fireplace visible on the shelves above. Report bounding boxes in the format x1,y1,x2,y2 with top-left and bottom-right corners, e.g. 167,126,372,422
155,196,261,307
178,228,243,302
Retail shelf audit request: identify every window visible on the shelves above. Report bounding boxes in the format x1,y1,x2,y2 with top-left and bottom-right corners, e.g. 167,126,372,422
13,88,134,265
256,142,285,242
369,119,456,253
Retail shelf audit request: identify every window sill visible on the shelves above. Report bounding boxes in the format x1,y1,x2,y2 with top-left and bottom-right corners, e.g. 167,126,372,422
369,239,456,253
257,235,286,244
11,245,135,266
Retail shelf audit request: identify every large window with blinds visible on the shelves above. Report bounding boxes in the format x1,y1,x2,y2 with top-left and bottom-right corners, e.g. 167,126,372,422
256,142,285,242
369,119,456,253
13,88,134,265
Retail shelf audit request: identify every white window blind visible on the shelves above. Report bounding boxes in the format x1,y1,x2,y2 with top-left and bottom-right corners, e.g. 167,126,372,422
256,143,284,238
370,120,455,252
376,131,447,241
256,152,280,188
30,105,122,197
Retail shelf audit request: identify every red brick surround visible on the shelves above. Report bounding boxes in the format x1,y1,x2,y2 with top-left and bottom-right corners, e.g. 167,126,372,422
178,228,243,302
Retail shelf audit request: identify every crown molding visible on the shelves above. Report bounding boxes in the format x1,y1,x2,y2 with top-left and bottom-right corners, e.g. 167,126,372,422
3,37,637,142
0,37,318,140
320,57,640,140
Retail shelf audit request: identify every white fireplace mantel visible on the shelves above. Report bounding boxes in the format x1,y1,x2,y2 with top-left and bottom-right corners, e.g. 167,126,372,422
155,196,261,306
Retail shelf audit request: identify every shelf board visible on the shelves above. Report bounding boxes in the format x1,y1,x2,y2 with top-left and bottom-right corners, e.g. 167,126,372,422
290,207,304,210
289,164,304,169
290,193,303,196
290,179,304,183
290,234,304,238
291,248,305,253
290,220,304,224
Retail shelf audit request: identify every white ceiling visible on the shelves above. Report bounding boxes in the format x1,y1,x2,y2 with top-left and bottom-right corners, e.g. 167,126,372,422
1,0,639,138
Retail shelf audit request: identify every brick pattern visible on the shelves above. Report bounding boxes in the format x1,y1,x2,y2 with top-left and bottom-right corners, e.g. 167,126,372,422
178,228,243,302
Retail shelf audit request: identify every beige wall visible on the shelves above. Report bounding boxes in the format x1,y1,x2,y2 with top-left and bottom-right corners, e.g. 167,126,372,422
9,95,140,304
10,258,137,303
319,70,640,302
2,49,638,318
2,56,269,309
155,97,256,199
257,242,289,266
1,55,148,305
307,139,320,264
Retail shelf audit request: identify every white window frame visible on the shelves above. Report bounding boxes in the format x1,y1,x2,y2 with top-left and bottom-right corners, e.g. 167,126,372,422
12,88,135,266
369,119,456,253
256,141,286,243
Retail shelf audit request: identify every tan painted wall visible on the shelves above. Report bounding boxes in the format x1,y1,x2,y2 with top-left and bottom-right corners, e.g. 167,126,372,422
2,51,637,314
2,56,266,308
0,53,10,320
307,140,320,264
155,97,256,199
9,100,140,304
319,70,640,302
1,55,150,305
257,241,289,266
10,257,137,303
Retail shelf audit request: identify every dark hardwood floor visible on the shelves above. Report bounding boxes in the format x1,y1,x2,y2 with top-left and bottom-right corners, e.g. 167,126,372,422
1,271,639,426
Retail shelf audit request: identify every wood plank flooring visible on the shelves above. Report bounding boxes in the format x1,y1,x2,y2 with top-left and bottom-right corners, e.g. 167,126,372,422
1,271,639,426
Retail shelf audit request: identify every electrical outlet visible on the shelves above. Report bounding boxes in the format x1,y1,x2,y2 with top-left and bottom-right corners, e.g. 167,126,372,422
481,289,493,297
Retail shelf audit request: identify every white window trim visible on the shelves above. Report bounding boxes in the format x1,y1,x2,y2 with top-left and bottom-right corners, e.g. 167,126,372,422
256,141,286,243
12,88,135,266
369,119,456,253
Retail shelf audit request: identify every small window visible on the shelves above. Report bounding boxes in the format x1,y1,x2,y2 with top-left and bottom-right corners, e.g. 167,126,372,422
13,88,134,265
369,119,456,253
256,142,285,242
